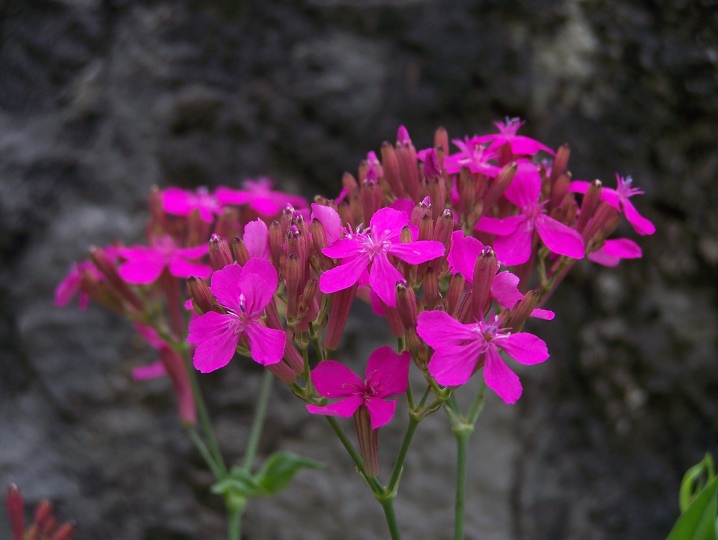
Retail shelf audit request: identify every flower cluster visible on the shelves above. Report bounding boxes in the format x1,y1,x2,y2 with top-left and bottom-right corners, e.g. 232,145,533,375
5,484,76,540
57,119,654,476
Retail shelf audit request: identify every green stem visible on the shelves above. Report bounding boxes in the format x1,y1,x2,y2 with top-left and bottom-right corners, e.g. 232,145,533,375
453,429,471,540
227,502,244,540
187,427,223,480
386,416,419,494
181,349,227,476
378,496,402,540
243,369,274,470
325,417,382,494
466,380,486,425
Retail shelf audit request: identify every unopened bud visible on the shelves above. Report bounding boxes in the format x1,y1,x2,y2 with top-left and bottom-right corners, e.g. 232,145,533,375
505,290,540,332
361,176,383,223
576,179,602,234
325,284,358,352
7,484,25,540
418,214,433,242
354,406,379,477
187,276,213,315
550,171,572,211
396,136,420,201
50,521,77,540
550,144,571,183
410,197,431,227
400,225,413,245
230,236,251,266
446,273,465,316
433,209,454,251
34,500,53,525
396,282,418,329
267,360,297,384
90,247,143,310
382,299,406,338
434,126,449,167
427,176,447,220
472,247,497,320
483,161,517,212
423,268,440,310
582,202,620,242
208,234,233,270
214,207,240,240
422,148,441,180
269,220,283,268
187,208,210,248
285,253,302,319
380,141,404,197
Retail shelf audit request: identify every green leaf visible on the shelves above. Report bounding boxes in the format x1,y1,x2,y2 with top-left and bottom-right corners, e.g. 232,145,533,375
212,467,269,499
667,474,718,540
253,452,325,496
681,455,716,512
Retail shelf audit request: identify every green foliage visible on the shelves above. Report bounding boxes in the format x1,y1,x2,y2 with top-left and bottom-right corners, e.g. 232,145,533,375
212,452,324,509
668,454,718,540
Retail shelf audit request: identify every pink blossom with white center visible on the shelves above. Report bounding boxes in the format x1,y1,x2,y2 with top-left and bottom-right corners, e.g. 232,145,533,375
188,259,285,372
472,117,555,156
443,138,502,176
162,187,221,223
118,235,211,284
417,310,549,404
588,238,643,267
319,207,446,307
475,160,584,266
306,346,410,429
216,177,308,217
568,174,656,235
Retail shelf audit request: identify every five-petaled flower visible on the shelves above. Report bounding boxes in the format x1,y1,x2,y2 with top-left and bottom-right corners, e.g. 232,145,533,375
118,235,212,284
306,346,410,429
471,117,555,156
319,207,446,307
188,258,286,372
416,310,549,404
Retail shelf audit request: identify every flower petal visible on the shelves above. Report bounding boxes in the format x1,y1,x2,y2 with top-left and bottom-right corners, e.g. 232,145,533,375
119,253,166,284
210,263,246,311
483,346,522,404
365,347,410,398
491,271,523,308
621,199,656,235
189,313,240,373
306,394,364,418
535,215,585,259
310,360,364,398
369,253,406,307
243,219,271,260
386,240,446,264
169,257,212,279
498,332,549,365
365,398,398,429
244,322,285,366
319,253,370,294
493,219,533,266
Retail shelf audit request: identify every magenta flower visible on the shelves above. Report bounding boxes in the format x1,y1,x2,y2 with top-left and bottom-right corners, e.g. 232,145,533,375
55,261,96,309
188,258,285,372
306,346,410,429
475,160,584,265
569,174,655,235
588,238,642,267
118,236,211,284
417,310,549,404
472,117,555,156
319,207,446,307
162,187,221,223
443,138,501,176
216,177,308,217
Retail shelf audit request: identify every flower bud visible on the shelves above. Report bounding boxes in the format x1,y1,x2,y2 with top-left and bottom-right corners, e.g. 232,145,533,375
434,126,449,167
426,175,446,220
89,247,143,310
396,282,418,329
325,284,358,352
208,234,233,271
550,143,571,184
576,179,602,234
396,131,420,201
582,202,621,243
550,171,572,210
214,207,240,240
422,267,440,310
50,521,77,540
285,253,302,320
267,360,297,384
7,484,25,540
410,197,431,227
34,500,53,525
187,208,210,248
353,405,379,478
505,290,540,332
187,276,213,315
433,209,454,251
405,328,429,369
361,175,383,224
446,273,465,316
458,166,475,215
380,141,405,197
418,214,433,242
160,348,197,426
483,161,517,211
472,246,497,320
230,236,251,266
268,220,283,268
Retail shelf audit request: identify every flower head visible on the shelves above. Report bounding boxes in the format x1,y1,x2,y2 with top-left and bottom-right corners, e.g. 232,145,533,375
216,178,308,217
417,310,548,404
162,187,221,223
319,207,446,307
118,236,211,284
188,258,285,372
472,117,555,156
306,346,410,429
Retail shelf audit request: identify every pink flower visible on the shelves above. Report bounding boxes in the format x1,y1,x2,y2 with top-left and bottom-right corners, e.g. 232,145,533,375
319,207,446,307
569,174,655,235
588,238,642,267
417,310,548,404
306,346,410,429
188,259,285,372
443,138,501,176
472,117,555,156
475,160,584,265
55,261,95,309
162,187,221,223
118,236,211,284
216,178,308,217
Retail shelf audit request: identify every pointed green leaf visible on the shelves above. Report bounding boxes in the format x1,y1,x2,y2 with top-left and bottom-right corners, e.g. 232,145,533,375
681,455,716,512
667,474,718,540
253,452,324,496
211,466,270,499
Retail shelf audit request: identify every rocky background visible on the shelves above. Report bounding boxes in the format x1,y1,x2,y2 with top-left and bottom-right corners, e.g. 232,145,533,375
1,0,717,538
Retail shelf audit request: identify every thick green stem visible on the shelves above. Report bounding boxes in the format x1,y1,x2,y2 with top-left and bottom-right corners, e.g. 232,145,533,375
453,429,471,540
227,505,242,540
243,369,274,470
